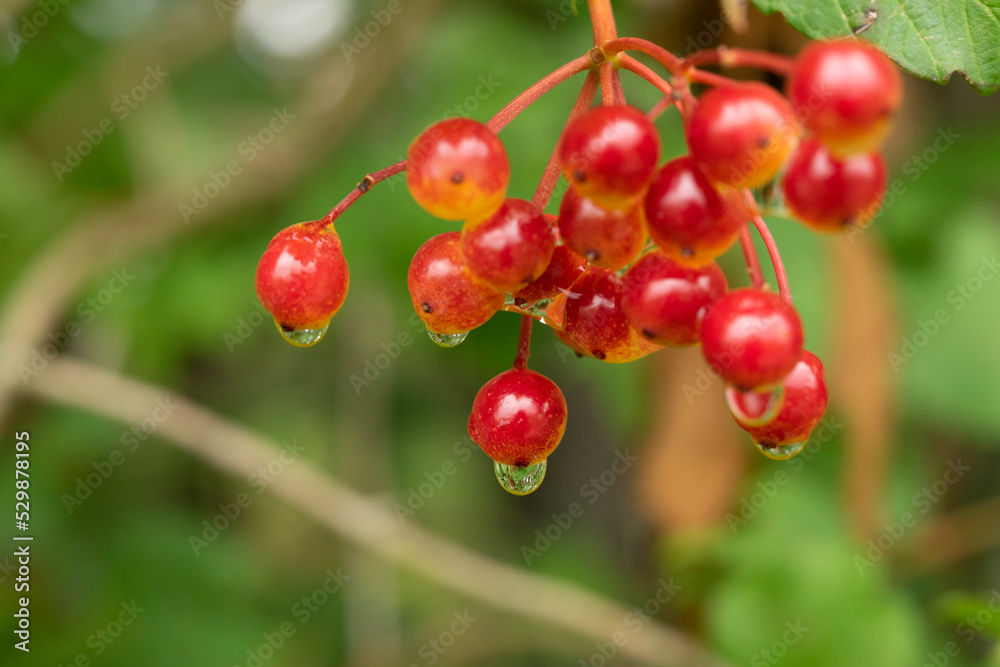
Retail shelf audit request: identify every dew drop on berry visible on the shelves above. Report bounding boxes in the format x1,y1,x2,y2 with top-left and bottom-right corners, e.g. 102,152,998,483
494,460,547,495
726,383,785,427
427,329,469,348
753,439,806,461
504,293,552,319
275,320,329,347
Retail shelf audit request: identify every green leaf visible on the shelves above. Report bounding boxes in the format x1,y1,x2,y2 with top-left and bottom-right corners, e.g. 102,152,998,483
752,0,1000,94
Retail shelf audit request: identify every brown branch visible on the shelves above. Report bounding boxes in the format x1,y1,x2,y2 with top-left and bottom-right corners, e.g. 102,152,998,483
26,357,734,667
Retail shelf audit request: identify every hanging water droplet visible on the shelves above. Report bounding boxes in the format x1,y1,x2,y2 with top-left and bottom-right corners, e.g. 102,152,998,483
726,383,785,427
276,320,328,347
494,460,547,495
427,329,468,347
753,439,806,461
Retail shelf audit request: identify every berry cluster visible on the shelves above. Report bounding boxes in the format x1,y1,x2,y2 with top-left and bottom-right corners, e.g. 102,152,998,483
254,34,901,495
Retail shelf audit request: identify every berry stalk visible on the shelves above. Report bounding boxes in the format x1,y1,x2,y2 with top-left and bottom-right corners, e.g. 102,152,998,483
312,160,407,230
487,53,596,135
683,46,794,76
514,314,533,370
738,225,765,290
742,190,792,304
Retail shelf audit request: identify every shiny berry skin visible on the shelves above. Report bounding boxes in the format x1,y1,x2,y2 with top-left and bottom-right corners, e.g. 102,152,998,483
407,232,504,335
255,222,349,330
406,118,510,221
468,368,568,467
787,40,902,156
643,156,748,266
782,138,887,232
700,288,804,390
686,82,799,189
736,351,828,449
557,105,660,209
513,244,588,307
557,187,647,270
460,198,555,293
621,251,728,347
559,266,661,363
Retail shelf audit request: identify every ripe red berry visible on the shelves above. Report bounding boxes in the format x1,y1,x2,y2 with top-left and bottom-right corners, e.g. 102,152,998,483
513,244,588,307
643,156,748,266
557,187,647,270
700,288,804,390
460,198,555,292
468,368,567,467
621,251,728,347
787,40,902,156
558,266,661,363
686,82,799,189
558,105,660,209
782,138,887,232
736,350,828,460
255,222,349,346
407,232,504,338
406,118,510,221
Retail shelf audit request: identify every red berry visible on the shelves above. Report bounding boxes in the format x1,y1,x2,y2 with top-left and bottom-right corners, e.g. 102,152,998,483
557,187,647,270
686,82,799,189
513,244,588,307
460,198,555,292
406,118,510,221
407,232,503,336
736,351,828,458
558,105,660,209
468,368,567,467
643,156,748,266
782,138,887,232
255,222,349,343
700,288,804,390
787,40,902,156
621,251,728,347
559,266,661,363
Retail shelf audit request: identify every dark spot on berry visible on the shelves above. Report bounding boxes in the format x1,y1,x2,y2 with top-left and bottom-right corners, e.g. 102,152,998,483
574,351,585,359
514,459,529,468
842,216,856,227
573,169,586,183
735,384,752,393
585,249,600,262
421,302,434,313
592,349,606,360
521,275,535,285
513,297,527,308
680,246,694,258
757,135,770,149
450,171,464,184
279,323,295,332
642,329,657,340
758,441,777,451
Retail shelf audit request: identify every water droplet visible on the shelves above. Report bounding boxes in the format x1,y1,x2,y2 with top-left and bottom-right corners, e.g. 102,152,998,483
276,320,328,347
494,460,547,495
753,439,806,461
726,383,784,427
427,329,468,347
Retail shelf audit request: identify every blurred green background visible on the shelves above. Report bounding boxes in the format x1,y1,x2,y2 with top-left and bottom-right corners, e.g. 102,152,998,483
2,0,1000,665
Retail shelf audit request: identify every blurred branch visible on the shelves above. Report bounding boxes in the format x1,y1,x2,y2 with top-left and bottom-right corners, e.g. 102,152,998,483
906,495,1000,573
27,357,735,667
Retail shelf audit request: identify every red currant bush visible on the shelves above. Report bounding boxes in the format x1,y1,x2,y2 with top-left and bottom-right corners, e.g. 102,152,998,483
787,40,902,157
407,118,510,221
255,222,349,347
